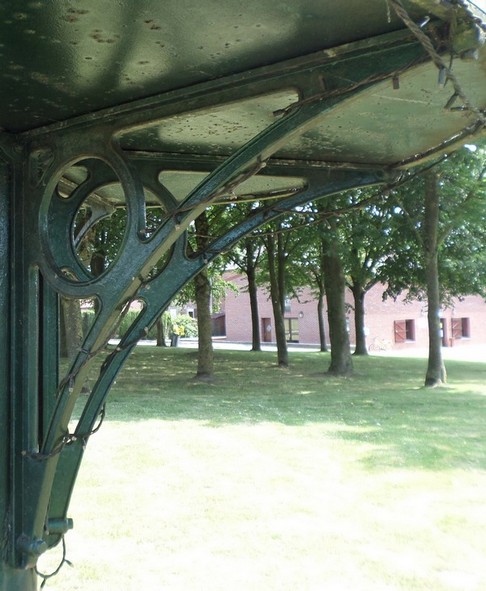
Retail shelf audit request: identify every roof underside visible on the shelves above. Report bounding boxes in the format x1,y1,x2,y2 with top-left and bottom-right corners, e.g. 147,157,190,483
1,0,485,172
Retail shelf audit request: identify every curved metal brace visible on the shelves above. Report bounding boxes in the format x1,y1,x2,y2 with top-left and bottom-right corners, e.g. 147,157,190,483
42,165,392,547
38,81,384,453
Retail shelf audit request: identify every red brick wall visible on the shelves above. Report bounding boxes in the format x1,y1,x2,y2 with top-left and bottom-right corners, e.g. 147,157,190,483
220,272,486,350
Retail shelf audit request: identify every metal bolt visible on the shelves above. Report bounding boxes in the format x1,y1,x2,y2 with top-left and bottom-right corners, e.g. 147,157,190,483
17,535,48,557
46,517,74,535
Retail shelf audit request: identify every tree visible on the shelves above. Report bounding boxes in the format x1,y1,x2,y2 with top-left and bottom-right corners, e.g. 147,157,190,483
155,316,167,347
257,213,316,367
383,143,486,386
283,199,354,373
306,188,401,356
423,171,447,386
320,219,353,375
242,237,264,351
339,193,397,355
60,297,83,359
295,199,356,374
184,210,214,380
181,207,238,379
290,192,396,358
305,239,329,352
262,226,289,367
226,231,264,352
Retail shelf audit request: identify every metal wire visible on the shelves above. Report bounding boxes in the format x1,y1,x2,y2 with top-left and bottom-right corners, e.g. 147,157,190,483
23,404,107,462
35,537,73,589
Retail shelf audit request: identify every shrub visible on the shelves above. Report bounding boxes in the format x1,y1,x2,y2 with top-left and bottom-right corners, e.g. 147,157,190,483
170,314,198,337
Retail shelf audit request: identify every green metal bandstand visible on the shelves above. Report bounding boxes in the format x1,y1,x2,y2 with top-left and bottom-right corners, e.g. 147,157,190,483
0,1,484,588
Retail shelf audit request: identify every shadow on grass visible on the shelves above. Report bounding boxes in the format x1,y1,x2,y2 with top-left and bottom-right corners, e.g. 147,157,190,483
93,347,486,472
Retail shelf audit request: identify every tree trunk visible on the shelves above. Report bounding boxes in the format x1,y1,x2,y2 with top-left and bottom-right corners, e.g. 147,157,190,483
60,297,83,360
322,240,353,375
247,263,261,352
270,290,288,368
155,316,166,347
266,234,288,368
352,283,368,356
317,279,328,353
90,250,105,314
194,212,214,380
194,266,214,379
277,233,287,313
423,172,446,387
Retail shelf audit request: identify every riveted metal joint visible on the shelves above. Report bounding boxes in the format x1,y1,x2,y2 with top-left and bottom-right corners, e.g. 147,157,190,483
16,535,48,568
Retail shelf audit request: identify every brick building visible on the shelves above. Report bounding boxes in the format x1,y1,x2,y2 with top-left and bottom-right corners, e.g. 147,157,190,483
213,271,486,351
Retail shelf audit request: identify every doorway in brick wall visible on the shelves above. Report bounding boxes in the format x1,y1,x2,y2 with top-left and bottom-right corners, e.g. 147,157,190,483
262,318,272,342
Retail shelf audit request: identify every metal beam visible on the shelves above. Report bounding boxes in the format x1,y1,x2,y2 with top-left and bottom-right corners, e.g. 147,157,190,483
21,27,422,139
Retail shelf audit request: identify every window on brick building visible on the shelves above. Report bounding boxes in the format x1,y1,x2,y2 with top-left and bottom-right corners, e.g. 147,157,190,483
405,319,415,341
394,319,415,343
284,297,291,313
285,317,299,342
452,317,470,339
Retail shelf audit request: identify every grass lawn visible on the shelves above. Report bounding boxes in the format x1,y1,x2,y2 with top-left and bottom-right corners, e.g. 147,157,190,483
38,347,486,590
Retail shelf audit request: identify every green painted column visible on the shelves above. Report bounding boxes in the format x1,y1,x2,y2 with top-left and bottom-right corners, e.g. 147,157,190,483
0,569,37,591
0,157,39,589
0,160,7,585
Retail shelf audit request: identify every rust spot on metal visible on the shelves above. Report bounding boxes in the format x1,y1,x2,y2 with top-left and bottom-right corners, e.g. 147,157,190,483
144,19,161,30
67,8,89,15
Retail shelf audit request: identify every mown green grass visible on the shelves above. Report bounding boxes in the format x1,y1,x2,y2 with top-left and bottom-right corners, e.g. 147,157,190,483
108,348,486,472
39,348,486,591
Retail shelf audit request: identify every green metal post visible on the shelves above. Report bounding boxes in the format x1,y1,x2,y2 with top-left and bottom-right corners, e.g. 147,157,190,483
0,158,8,585
0,156,40,589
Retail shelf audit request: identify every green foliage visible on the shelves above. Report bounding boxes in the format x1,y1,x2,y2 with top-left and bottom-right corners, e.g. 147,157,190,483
115,311,197,339
80,307,198,342
81,308,96,337
170,314,198,337
255,213,317,300
383,142,486,301
173,264,237,314
117,309,155,339
74,206,169,276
